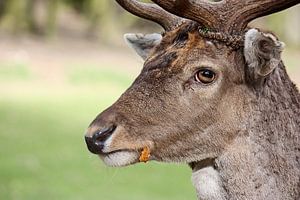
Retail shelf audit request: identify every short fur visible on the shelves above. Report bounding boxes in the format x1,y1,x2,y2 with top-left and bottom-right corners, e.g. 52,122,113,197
86,22,300,200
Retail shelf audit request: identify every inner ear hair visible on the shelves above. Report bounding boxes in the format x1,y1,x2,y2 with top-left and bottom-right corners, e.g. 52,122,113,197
244,29,285,84
124,33,162,60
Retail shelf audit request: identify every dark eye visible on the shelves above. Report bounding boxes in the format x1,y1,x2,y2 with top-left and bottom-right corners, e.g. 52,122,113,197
195,69,216,84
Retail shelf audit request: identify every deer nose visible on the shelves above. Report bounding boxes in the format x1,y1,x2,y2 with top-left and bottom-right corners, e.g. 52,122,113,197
85,125,116,154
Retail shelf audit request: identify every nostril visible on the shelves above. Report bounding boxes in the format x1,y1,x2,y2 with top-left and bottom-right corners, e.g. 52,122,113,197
85,125,116,154
92,125,116,143
85,136,103,154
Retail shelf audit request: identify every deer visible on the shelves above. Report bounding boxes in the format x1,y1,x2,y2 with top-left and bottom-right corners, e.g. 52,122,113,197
84,0,300,199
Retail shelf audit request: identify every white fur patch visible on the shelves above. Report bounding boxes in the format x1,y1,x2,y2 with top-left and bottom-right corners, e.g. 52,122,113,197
192,166,226,200
101,151,139,167
244,29,259,68
99,126,140,167
102,132,114,153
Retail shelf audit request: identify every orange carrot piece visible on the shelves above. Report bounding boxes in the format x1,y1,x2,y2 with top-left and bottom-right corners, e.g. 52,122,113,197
139,147,150,162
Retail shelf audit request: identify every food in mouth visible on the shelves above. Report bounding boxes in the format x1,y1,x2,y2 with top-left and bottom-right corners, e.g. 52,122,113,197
139,147,150,163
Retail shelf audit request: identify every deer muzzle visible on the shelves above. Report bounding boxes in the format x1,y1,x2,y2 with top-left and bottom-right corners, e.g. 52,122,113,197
85,125,116,154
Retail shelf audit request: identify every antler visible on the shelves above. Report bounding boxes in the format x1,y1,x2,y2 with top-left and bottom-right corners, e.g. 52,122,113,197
226,0,300,32
152,0,300,33
115,0,184,31
151,0,221,30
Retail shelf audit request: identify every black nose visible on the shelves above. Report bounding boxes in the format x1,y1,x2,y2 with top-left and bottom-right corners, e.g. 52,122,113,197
85,125,116,154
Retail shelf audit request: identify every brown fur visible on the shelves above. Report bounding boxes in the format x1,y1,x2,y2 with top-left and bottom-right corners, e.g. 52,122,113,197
86,22,300,199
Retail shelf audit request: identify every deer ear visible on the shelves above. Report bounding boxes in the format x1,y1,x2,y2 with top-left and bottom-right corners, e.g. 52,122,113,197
124,33,162,60
244,29,285,81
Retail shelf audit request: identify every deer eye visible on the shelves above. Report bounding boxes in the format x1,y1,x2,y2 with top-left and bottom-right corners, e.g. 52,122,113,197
195,69,216,84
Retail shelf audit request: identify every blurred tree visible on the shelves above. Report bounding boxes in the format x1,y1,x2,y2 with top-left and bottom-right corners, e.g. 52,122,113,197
1,0,28,33
0,0,298,48
26,0,40,34
0,0,7,18
84,0,112,39
46,0,59,37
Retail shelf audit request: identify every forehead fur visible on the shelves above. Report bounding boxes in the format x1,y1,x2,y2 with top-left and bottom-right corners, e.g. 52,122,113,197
157,22,222,53
143,21,242,77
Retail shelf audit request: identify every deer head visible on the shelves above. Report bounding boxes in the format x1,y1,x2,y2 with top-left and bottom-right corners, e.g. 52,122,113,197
85,1,300,198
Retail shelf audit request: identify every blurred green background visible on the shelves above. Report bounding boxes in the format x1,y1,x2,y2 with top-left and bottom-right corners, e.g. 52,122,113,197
0,1,299,200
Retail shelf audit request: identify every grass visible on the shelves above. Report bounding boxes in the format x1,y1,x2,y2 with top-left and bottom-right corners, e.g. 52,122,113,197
68,65,133,87
0,65,196,200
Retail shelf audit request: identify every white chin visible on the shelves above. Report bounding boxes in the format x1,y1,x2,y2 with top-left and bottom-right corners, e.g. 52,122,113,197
100,151,139,167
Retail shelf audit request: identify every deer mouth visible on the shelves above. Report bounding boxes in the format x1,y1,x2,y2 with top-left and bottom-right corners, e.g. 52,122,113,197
85,125,153,166
98,149,141,167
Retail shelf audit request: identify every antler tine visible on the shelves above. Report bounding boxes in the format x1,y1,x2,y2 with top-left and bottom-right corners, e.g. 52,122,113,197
224,0,300,33
151,0,221,30
115,0,184,31
152,0,300,34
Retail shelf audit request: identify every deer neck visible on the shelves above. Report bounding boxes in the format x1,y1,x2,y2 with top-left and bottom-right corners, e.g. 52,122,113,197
190,158,227,200
190,63,300,200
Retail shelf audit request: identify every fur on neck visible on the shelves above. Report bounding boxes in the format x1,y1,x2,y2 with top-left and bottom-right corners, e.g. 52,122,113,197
189,63,300,200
